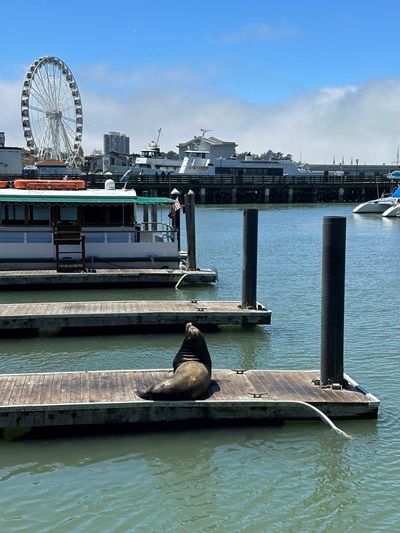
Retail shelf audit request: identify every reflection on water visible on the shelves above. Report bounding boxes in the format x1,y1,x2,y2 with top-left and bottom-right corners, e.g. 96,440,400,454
0,204,399,529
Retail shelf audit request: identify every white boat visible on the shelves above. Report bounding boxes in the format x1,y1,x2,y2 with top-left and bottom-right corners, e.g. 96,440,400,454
353,186,400,214
178,150,342,178
382,202,400,217
120,139,181,181
0,179,181,271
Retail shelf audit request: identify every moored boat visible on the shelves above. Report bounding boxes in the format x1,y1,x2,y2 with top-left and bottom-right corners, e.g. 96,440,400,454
0,179,181,271
353,186,400,214
382,201,400,217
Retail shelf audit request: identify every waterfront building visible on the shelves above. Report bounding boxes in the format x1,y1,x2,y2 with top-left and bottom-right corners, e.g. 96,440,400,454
0,133,23,176
103,131,130,155
177,135,237,159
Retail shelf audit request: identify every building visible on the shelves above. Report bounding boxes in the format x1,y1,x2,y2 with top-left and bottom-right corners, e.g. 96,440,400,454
177,135,237,159
103,132,130,155
0,132,23,176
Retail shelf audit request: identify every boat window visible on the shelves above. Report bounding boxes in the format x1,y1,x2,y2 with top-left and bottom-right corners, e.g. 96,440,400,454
109,205,124,225
1,205,25,225
60,206,78,221
28,206,50,225
83,205,107,225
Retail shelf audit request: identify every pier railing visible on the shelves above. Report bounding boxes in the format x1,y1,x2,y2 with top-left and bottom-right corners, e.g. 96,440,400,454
90,173,400,188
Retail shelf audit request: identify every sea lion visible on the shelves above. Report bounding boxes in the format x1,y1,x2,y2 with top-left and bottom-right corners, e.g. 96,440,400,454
137,322,212,401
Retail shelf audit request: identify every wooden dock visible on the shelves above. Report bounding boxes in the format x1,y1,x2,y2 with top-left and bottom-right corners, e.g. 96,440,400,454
0,369,379,431
0,300,271,335
0,268,217,289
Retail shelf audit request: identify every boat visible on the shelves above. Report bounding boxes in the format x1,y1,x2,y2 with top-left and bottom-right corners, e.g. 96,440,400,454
382,201,400,217
178,150,343,178
120,133,181,181
122,131,343,180
0,179,181,271
353,186,400,214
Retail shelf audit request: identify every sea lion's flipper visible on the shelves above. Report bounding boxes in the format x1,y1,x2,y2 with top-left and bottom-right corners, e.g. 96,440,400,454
136,389,150,400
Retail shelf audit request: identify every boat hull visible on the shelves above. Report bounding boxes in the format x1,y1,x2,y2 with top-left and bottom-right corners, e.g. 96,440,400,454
382,203,400,217
353,199,396,213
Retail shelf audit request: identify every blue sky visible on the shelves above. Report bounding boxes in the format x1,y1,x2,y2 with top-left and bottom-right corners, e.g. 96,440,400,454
2,0,400,163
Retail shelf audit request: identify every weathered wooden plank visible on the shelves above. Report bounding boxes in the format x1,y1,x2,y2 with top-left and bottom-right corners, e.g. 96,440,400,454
7,375,28,406
1,376,18,406
39,373,54,405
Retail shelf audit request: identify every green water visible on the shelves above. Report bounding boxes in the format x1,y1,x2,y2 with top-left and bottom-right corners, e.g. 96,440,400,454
0,204,399,531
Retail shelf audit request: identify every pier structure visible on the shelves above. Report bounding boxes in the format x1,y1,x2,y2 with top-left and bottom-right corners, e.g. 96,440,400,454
0,370,378,433
110,173,400,204
0,300,270,336
0,268,217,289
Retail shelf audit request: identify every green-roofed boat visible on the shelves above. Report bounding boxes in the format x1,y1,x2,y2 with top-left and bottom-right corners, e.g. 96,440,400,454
0,179,182,271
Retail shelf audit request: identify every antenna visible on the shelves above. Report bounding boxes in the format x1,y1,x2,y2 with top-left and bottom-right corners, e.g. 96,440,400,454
200,128,212,138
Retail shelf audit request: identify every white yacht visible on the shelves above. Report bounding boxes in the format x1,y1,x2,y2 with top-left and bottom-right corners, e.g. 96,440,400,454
382,202,400,217
178,150,343,178
353,186,400,214
0,178,180,271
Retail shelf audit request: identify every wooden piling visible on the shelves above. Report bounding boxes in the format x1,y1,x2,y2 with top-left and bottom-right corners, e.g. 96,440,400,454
242,208,258,309
320,216,346,387
185,190,196,270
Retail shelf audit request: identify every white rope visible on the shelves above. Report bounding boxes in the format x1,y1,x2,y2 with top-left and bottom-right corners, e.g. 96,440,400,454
274,400,352,438
175,272,190,290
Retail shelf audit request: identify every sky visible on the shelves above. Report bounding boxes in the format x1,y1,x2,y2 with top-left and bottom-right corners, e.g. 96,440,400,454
2,0,400,164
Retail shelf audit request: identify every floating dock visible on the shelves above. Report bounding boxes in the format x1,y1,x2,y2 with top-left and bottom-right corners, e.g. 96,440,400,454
0,300,270,335
0,369,379,432
0,268,217,289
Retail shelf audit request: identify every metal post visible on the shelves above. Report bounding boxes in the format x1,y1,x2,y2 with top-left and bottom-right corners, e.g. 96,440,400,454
184,190,196,270
151,204,157,231
170,188,181,249
241,208,258,309
320,216,346,387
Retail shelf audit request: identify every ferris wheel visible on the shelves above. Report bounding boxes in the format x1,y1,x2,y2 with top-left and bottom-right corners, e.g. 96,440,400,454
21,56,83,165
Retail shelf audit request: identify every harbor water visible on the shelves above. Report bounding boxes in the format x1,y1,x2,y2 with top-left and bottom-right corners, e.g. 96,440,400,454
0,204,399,531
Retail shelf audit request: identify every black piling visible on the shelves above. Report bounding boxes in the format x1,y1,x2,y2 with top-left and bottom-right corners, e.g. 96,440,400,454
184,190,196,270
170,188,181,249
241,208,258,309
320,216,346,387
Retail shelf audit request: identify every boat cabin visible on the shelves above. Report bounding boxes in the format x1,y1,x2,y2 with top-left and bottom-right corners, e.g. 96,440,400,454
0,181,179,271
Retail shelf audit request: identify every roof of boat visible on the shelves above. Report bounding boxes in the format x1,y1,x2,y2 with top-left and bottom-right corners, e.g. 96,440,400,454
0,188,174,205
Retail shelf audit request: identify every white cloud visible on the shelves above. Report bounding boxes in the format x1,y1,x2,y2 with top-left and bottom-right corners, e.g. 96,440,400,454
219,22,297,43
2,70,400,164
